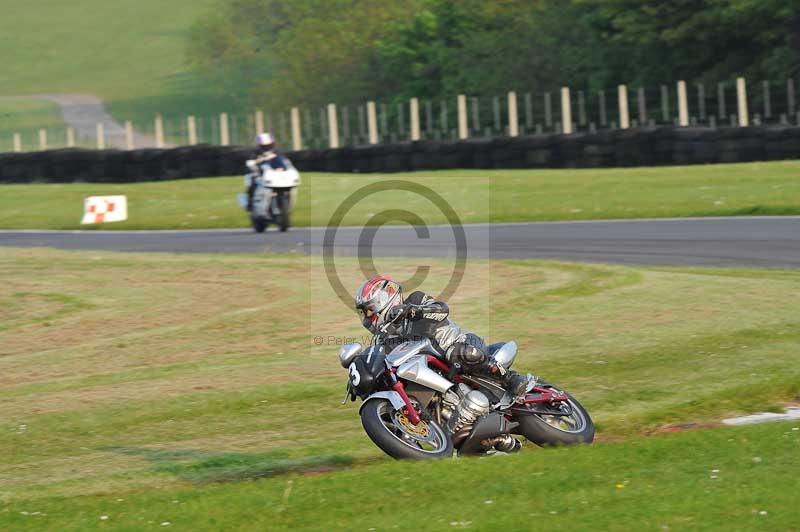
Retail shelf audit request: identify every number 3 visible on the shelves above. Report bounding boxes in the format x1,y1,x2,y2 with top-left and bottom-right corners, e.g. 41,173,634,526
349,363,361,386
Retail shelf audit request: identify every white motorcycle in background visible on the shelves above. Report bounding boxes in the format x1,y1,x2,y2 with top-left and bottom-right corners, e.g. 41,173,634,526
238,156,300,233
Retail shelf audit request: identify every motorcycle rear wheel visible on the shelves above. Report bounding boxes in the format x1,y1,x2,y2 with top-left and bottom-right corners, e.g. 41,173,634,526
361,399,453,460
514,387,595,446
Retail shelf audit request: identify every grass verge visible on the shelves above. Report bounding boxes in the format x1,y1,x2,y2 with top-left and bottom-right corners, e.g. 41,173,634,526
1,161,800,229
3,421,798,531
0,247,798,530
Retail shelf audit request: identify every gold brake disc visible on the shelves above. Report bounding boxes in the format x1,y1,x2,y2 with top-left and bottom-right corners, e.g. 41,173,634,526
396,413,431,437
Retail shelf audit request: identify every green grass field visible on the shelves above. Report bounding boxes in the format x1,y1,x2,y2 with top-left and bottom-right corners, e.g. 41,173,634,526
0,0,232,127
3,422,797,531
0,161,799,229
0,99,69,153
0,99,66,136
1,248,798,529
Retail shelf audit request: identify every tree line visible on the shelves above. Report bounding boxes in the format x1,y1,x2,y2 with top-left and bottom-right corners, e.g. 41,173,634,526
187,0,799,113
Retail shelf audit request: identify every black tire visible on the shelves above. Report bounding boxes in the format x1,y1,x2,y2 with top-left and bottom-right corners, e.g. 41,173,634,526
361,399,453,460
277,193,290,232
514,387,595,446
251,216,267,233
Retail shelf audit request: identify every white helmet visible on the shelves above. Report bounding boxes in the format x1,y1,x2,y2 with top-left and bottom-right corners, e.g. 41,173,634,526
255,133,275,148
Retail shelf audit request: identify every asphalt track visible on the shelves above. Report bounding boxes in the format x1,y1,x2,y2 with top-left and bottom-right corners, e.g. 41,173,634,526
2,217,799,267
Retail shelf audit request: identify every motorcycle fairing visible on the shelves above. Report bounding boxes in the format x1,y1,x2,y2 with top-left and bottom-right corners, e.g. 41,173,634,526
386,339,434,367
350,347,387,397
396,355,454,393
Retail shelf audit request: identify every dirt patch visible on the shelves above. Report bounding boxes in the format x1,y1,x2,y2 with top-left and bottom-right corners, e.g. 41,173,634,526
650,421,719,434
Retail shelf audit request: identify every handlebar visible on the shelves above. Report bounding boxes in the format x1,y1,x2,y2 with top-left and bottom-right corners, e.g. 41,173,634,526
376,303,425,334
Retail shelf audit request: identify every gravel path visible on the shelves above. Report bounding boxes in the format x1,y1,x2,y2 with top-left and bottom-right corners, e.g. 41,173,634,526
0,93,158,148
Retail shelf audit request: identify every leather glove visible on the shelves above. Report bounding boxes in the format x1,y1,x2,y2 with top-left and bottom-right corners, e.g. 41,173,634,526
386,304,409,323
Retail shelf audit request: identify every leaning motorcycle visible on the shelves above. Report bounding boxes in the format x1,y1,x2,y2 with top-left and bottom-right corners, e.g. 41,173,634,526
238,156,300,233
339,315,594,459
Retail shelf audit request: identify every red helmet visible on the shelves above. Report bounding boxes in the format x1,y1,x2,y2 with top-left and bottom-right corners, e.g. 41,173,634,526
354,275,402,333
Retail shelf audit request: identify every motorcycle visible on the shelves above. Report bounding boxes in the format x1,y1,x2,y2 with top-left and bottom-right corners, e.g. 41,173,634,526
338,312,595,459
238,155,300,233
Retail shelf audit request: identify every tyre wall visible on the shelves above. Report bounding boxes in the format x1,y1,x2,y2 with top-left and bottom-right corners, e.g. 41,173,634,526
2,126,799,183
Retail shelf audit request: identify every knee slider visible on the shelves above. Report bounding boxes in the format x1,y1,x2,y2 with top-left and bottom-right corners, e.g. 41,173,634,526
449,339,486,366
462,333,485,350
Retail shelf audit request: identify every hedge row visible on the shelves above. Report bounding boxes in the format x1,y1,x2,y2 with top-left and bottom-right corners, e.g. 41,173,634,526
1,126,799,183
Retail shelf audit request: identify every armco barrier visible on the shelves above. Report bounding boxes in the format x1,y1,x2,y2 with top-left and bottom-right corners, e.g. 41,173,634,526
1,126,799,183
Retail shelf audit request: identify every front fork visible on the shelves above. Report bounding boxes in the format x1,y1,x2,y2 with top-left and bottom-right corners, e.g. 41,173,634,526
391,381,421,425
387,367,422,426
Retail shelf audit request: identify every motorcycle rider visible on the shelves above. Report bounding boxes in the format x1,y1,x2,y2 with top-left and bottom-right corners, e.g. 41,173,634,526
354,275,529,398
245,133,287,211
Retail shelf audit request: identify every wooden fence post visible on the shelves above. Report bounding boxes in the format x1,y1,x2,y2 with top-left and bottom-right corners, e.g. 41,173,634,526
457,94,468,139
255,110,265,134
96,123,105,150
66,127,75,148
38,129,47,151
560,87,572,134
367,101,378,144
677,80,689,127
507,91,519,137
737,77,749,127
187,116,197,145
410,98,421,141
155,114,165,148
13,133,22,152
125,121,134,150
618,85,630,129
291,107,302,150
220,113,230,146
327,104,339,148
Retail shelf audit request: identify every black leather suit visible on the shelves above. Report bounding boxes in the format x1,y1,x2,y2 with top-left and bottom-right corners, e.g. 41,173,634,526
380,291,490,370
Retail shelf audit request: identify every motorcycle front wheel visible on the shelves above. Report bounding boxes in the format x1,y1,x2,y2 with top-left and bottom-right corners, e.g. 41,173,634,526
277,192,290,232
361,399,453,460
251,215,267,233
514,386,595,446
